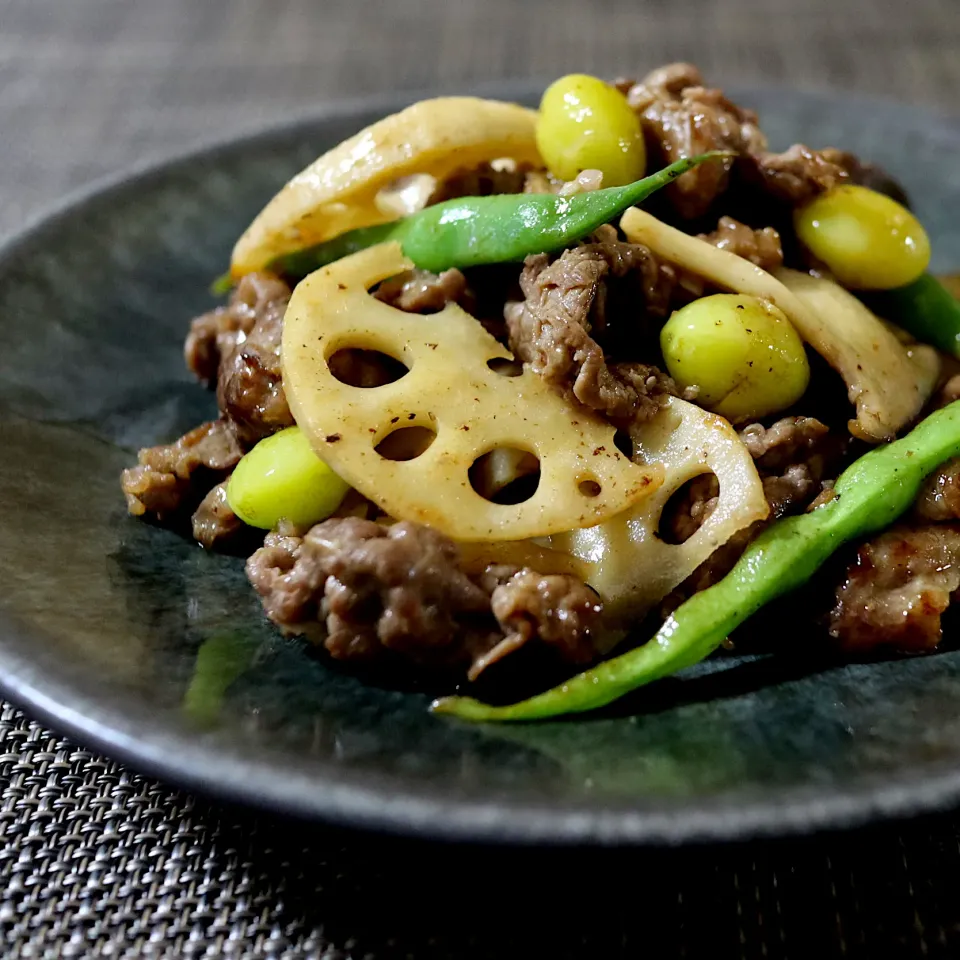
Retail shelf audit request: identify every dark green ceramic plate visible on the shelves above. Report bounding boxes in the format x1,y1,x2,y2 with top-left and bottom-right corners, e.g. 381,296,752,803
2,85,960,845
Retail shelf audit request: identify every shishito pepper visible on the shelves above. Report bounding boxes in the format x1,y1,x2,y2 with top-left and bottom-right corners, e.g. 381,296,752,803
266,154,723,279
874,273,960,359
433,399,960,722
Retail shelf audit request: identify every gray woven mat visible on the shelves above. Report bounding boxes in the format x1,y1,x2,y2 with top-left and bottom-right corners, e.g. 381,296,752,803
5,699,960,959
4,0,960,956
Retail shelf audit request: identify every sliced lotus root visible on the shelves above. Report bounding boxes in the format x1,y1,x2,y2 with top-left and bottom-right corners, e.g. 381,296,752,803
232,97,541,277
282,242,664,541
549,397,769,634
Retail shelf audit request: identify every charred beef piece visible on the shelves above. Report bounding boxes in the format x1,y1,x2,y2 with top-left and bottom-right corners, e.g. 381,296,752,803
739,416,839,518
699,216,783,269
427,161,538,203
504,247,677,423
503,219,782,423
827,453,960,652
625,63,767,219
191,480,246,550
247,518,489,662
127,272,292,533
121,419,244,523
913,458,960,523
216,275,294,448
374,267,471,313
817,148,912,208
828,525,960,652
741,144,855,207
623,63,870,218
185,272,291,387
661,417,841,604
474,565,602,680
246,517,602,678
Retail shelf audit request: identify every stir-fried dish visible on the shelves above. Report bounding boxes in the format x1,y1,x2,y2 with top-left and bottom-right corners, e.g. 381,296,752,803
121,65,960,721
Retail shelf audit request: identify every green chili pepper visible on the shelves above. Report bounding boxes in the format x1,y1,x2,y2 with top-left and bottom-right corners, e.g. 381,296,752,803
267,153,724,280
433,399,960,723
873,272,960,358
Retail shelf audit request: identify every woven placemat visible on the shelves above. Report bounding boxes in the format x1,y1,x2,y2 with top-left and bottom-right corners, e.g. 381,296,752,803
4,698,960,958
3,0,960,956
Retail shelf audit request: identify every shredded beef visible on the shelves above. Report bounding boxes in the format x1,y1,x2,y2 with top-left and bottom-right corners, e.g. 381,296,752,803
698,216,783,271
216,274,294,447
914,458,960,523
739,416,829,464
502,217,782,424
743,144,855,207
192,480,245,550
185,272,290,387
761,464,823,519
661,473,720,545
121,420,243,521
574,219,781,343
622,63,863,217
248,518,487,661
125,271,291,538
374,267,471,313
246,518,602,677
427,162,539,204
581,224,692,318
626,64,766,219
741,416,838,522
185,312,240,389
662,416,838,606
473,565,601,679
817,149,912,208
504,247,677,422
747,415,850,520
742,146,906,211
828,525,960,652
503,217,781,424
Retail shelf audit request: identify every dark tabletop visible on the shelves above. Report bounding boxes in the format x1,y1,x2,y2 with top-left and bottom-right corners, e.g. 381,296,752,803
4,0,960,956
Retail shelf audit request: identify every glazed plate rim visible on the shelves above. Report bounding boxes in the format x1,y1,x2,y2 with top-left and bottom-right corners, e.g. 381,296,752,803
3,81,960,846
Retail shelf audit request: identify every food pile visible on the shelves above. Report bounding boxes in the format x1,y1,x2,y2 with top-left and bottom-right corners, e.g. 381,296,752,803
121,65,960,720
